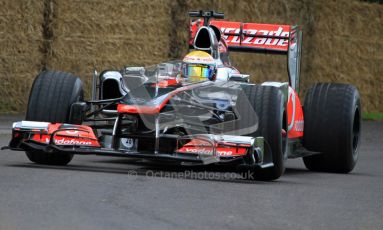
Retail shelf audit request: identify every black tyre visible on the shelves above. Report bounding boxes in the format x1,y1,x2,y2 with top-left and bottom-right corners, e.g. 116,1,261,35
25,71,84,165
241,85,287,181
303,83,361,173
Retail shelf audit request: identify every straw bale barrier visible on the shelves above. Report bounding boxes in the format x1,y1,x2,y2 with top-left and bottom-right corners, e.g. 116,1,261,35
0,0,44,112
0,0,381,113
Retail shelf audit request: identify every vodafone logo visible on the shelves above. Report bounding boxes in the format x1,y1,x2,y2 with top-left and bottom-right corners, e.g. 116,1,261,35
55,138,92,145
185,148,213,155
183,148,234,156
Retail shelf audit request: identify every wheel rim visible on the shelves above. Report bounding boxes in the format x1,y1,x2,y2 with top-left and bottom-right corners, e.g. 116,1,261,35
352,107,360,159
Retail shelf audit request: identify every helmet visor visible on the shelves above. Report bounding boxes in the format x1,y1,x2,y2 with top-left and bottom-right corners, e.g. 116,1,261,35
182,64,214,81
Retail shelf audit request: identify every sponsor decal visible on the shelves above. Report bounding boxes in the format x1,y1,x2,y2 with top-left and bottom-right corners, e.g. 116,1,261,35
28,123,101,147
183,56,215,63
217,150,235,156
54,138,92,145
178,138,248,156
181,147,245,156
184,147,214,155
294,120,304,132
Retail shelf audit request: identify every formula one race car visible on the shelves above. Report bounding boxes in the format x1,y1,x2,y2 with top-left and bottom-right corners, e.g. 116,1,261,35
3,10,361,180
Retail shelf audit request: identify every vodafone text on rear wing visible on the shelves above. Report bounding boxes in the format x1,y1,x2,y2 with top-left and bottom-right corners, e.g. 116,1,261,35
189,17,303,93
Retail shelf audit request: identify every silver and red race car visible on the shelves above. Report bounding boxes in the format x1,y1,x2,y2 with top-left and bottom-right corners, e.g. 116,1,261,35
3,10,361,180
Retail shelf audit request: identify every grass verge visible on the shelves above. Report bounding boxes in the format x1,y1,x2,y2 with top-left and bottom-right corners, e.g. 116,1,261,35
362,112,383,121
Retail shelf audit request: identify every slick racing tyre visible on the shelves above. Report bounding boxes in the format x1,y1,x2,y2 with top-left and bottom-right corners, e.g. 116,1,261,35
241,85,287,181
303,83,361,173
25,71,84,165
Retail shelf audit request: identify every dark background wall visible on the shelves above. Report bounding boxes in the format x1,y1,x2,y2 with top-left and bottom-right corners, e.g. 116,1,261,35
0,0,381,113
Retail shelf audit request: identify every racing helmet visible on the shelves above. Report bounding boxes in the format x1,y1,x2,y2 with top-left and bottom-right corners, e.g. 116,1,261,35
181,51,217,82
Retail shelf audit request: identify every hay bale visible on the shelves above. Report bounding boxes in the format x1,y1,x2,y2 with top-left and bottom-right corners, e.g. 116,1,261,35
0,0,44,113
46,0,174,97
304,0,383,112
0,0,381,113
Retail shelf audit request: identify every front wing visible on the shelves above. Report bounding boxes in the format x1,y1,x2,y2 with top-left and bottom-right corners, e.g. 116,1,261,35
4,121,272,168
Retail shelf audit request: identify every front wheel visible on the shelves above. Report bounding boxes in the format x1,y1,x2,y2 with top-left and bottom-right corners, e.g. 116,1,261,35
241,85,287,181
25,71,84,165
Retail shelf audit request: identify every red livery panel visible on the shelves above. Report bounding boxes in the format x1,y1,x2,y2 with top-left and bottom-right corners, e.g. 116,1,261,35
177,139,248,157
30,123,100,147
287,87,304,138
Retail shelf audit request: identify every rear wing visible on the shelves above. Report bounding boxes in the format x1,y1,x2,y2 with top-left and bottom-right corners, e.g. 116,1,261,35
190,19,297,54
189,13,302,93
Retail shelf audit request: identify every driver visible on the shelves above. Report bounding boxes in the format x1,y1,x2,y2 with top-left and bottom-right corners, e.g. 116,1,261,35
181,51,217,82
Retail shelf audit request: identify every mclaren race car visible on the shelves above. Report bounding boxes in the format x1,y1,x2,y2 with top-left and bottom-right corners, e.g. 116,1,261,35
3,10,361,180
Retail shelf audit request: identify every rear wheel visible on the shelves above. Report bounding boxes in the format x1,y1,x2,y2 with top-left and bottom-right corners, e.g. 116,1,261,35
303,83,361,173
241,85,287,181
25,71,84,165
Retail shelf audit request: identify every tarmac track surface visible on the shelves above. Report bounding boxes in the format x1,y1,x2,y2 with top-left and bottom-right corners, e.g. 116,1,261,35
0,116,382,230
